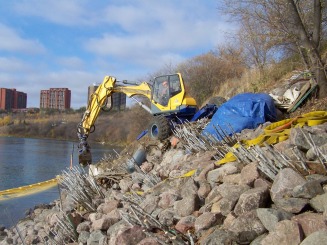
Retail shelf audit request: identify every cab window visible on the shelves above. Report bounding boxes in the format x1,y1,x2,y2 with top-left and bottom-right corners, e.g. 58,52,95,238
169,74,182,96
153,76,169,106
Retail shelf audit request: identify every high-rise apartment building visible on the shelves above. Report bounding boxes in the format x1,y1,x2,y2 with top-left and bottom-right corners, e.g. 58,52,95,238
87,84,98,103
112,93,127,111
0,88,27,111
40,88,71,110
87,85,126,111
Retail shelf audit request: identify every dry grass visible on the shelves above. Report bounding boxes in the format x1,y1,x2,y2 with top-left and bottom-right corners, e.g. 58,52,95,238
214,62,327,119
216,68,278,100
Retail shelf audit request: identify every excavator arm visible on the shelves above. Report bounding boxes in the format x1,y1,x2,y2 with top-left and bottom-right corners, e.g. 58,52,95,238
77,75,152,166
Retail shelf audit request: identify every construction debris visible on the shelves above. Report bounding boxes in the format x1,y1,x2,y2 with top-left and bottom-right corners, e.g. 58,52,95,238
269,71,318,112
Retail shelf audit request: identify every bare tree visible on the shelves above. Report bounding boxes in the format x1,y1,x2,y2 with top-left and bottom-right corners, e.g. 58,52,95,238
178,52,222,105
178,49,245,105
238,16,280,77
221,0,327,97
285,0,327,96
146,61,178,80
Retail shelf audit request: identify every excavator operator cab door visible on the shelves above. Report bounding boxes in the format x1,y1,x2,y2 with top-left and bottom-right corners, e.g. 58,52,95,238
152,74,183,109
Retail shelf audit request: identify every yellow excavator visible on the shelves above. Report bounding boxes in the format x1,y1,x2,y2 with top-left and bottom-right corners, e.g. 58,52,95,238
77,73,199,166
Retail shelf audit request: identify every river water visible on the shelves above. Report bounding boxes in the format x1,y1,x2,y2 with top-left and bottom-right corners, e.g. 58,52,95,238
0,136,118,228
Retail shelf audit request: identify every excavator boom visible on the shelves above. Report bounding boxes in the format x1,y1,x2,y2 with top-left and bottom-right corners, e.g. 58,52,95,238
78,76,152,137
79,76,115,136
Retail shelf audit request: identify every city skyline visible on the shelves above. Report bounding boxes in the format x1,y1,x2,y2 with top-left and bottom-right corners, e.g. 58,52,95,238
0,86,72,111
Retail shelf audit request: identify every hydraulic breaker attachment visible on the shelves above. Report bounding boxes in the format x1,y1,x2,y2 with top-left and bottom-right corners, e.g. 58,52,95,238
77,134,92,167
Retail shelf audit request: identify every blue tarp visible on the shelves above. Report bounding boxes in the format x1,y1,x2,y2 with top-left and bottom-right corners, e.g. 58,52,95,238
202,93,277,140
190,104,218,122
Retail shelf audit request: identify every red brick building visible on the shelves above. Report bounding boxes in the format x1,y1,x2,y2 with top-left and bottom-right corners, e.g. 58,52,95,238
0,88,27,111
40,88,71,110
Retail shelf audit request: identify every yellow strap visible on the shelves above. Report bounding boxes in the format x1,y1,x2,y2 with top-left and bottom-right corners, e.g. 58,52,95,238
177,169,196,178
217,152,237,164
131,169,198,196
264,118,295,133
217,111,327,165
297,111,327,126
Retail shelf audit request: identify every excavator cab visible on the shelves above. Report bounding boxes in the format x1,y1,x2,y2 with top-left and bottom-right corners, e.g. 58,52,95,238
150,73,196,116
152,74,182,107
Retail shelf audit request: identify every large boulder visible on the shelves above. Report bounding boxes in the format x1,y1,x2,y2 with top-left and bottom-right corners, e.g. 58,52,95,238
270,168,306,201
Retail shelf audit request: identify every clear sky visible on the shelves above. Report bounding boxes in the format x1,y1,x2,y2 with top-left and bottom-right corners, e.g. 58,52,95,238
0,0,234,109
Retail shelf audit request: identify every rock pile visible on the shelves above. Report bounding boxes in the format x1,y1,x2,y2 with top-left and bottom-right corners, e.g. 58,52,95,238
1,120,327,245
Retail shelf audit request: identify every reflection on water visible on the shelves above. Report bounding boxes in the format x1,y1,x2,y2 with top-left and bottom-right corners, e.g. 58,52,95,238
0,137,118,228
